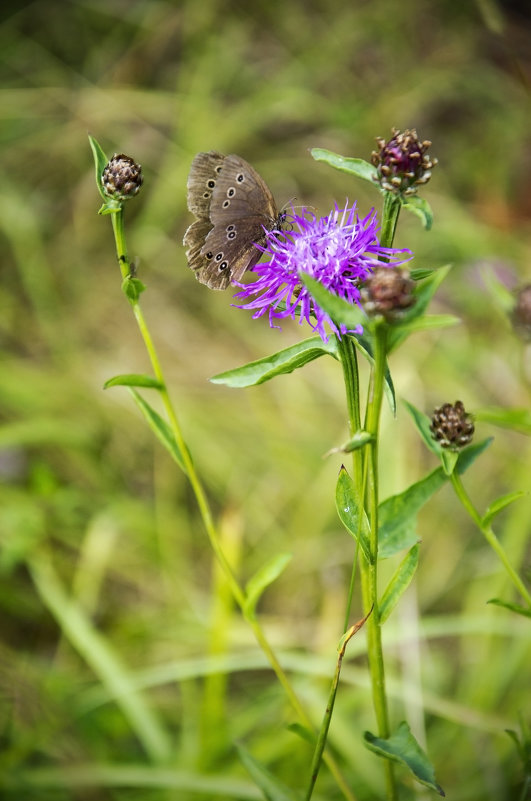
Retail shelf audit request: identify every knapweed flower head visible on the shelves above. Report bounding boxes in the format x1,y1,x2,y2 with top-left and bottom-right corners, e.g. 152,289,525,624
360,265,416,321
102,154,143,201
233,204,412,343
371,129,436,196
430,401,475,451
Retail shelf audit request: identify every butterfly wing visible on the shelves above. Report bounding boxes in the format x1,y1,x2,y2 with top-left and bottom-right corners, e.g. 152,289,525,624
199,215,271,288
184,152,281,290
209,154,278,225
185,150,225,217
184,151,225,283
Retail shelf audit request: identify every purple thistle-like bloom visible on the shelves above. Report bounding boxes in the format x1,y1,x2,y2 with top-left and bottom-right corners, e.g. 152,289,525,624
233,203,413,342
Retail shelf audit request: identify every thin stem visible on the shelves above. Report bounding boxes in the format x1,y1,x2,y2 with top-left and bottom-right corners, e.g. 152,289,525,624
108,209,356,800
338,335,363,632
450,472,531,608
111,209,130,280
379,193,401,250
360,321,397,801
304,612,371,801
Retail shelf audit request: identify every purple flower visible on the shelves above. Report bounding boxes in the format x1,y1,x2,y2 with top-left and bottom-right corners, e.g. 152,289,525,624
233,203,413,342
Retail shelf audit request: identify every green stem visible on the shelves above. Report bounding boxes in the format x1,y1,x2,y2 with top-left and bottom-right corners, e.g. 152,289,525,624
338,335,363,632
111,209,130,280
361,321,397,801
109,208,356,801
450,472,531,608
379,194,401,250
304,613,371,801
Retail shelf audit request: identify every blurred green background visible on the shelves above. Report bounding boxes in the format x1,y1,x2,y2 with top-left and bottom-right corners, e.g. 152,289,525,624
1,0,530,799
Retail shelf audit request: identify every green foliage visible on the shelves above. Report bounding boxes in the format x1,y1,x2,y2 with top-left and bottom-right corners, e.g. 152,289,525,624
310,148,376,185
244,552,293,618
378,545,419,624
2,1,530,799
127,389,188,472
104,374,164,390
335,467,372,562
236,744,301,801
211,337,338,387
363,721,445,796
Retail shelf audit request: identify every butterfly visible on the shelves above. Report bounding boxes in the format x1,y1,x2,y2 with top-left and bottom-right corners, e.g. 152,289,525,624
183,151,285,290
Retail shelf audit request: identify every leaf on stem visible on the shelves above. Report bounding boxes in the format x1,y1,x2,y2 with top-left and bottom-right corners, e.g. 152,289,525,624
88,134,109,201
122,275,146,302
310,148,377,185
378,469,445,558
378,438,494,559
235,743,299,801
88,135,122,214
487,598,531,618
482,491,525,527
401,195,434,230
324,429,373,457
128,389,188,473
335,467,372,563
104,374,164,390
387,265,454,352
210,337,338,388
244,552,292,618
299,273,368,332
474,406,531,435
363,721,445,796
378,545,419,623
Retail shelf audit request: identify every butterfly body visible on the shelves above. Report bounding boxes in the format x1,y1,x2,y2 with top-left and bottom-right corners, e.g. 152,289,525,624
184,151,283,290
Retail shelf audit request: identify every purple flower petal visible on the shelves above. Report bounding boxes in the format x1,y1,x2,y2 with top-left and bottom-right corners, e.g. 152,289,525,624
233,203,412,343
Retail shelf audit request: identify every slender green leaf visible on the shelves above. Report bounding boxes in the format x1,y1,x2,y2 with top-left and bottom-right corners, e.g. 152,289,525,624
98,199,122,215
410,267,439,281
474,406,531,435
390,314,460,337
88,134,109,201
325,430,373,456
299,273,368,331
388,265,453,352
310,148,376,184
379,545,420,623
104,374,164,390
363,721,445,796
487,598,531,618
378,438,493,560
244,553,292,618
287,723,316,745
455,437,493,472
482,491,525,527
402,399,441,456
335,467,371,562
401,195,434,230
122,276,146,302
235,743,299,801
440,448,459,476
128,389,187,472
378,468,445,559
210,337,338,388
28,554,172,763
403,397,466,474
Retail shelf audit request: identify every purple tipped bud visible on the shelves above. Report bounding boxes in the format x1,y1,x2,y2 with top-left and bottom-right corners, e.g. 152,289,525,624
371,129,437,196
102,154,143,201
430,401,474,451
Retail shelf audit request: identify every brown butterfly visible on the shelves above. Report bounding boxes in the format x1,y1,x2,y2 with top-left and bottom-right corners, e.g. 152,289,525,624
183,151,285,290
